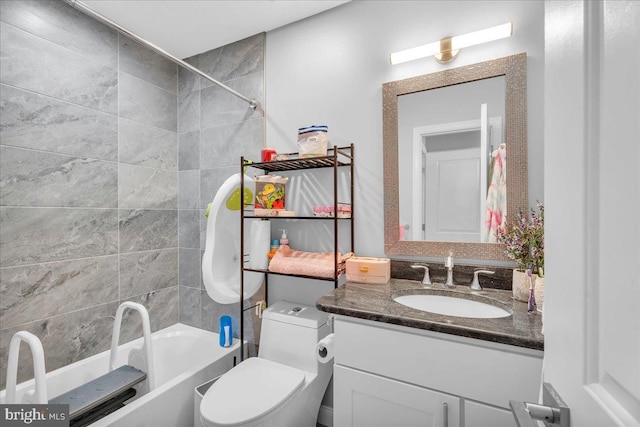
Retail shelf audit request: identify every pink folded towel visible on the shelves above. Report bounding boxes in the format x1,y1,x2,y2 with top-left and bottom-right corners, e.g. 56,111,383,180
268,245,354,279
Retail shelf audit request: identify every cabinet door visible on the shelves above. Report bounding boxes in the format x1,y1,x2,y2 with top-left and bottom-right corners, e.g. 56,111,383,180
334,318,542,409
464,400,514,427
334,365,460,427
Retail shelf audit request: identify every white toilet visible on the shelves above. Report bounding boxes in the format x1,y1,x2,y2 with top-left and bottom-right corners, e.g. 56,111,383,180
200,301,333,427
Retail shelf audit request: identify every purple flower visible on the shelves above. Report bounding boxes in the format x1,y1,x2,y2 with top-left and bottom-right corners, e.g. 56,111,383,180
496,202,544,273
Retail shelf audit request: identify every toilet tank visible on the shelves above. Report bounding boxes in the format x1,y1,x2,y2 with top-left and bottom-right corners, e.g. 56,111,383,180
259,301,330,373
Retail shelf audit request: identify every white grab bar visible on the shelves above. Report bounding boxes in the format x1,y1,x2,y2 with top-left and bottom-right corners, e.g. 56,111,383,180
109,302,155,390
5,331,47,404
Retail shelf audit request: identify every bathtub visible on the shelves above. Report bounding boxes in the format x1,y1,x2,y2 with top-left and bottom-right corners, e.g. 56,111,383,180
1,323,240,426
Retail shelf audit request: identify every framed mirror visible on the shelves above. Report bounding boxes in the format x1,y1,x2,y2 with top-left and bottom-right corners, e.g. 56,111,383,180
383,53,527,260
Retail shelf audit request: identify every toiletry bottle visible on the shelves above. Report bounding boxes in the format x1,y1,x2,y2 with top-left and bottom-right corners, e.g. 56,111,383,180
268,239,280,263
219,315,232,347
279,229,289,247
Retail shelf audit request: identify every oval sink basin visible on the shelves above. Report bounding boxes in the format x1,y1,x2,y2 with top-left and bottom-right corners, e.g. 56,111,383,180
394,294,511,318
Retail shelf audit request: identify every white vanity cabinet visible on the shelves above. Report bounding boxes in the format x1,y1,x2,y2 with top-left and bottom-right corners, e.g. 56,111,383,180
332,316,543,427
335,365,460,427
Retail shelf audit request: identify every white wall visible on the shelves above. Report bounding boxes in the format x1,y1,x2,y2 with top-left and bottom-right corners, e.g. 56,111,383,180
265,0,544,295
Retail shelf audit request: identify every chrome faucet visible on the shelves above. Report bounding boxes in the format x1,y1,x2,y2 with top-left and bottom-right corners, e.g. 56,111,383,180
444,253,455,288
410,265,432,287
470,270,495,291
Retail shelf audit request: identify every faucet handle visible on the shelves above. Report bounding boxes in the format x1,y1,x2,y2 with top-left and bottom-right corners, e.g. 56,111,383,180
410,265,432,287
471,270,495,291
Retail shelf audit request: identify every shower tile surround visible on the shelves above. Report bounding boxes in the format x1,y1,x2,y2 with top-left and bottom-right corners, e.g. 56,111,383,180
0,1,266,387
176,33,266,344
0,0,184,386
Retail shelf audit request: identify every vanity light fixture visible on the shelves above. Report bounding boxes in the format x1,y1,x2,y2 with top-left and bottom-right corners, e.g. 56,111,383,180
390,22,513,65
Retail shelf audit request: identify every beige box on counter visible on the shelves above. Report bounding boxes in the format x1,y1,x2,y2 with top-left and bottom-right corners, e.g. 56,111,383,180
346,257,390,284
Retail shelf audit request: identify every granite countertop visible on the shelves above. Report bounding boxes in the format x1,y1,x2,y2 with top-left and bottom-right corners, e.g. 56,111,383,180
316,278,544,351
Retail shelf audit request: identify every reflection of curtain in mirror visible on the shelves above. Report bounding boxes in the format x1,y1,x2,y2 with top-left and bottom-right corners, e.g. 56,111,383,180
483,143,507,242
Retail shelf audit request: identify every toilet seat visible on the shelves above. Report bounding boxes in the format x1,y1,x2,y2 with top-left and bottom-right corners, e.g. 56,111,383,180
200,357,306,426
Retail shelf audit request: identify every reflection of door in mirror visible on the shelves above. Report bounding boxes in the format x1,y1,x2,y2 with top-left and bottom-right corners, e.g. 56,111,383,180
398,76,505,243
413,113,503,242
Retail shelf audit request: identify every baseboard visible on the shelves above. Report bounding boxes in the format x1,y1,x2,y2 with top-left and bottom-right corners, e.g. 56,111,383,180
317,404,333,427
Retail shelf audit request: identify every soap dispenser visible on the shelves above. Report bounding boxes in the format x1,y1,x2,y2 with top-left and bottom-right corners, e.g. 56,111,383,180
279,229,289,247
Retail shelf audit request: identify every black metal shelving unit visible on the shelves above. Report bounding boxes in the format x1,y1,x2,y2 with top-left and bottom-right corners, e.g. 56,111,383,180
238,144,354,360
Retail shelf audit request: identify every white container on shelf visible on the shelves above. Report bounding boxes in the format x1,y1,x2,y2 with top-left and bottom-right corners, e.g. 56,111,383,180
297,125,328,158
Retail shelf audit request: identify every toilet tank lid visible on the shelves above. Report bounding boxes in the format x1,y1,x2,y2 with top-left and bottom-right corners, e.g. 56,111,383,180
262,300,329,329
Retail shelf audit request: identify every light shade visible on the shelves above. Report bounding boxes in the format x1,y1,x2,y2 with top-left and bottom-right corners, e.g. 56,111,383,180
390,22,513,65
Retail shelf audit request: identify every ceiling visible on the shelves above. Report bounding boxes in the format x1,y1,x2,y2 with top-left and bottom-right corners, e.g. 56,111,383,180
82,0,349,59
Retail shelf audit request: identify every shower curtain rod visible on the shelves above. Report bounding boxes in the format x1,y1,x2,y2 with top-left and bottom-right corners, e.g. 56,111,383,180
64,0,259,110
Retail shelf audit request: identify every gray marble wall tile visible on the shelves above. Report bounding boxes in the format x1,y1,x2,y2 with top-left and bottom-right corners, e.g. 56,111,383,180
0,207,118,267
179,286,201,328
0,0,118,68
179,210,201,249
0,302,119,387
119,35,177,94
0,256,119,329
200,166,236,210
178,64,200,97
0,84,118,161
119,118,177,170
179,248,201,288
178,90,200,134
200,290,240,334
178,36,265,340
118,286,178,343
183,55,199,68
119,209,178,253
178,130,200,171
0,146,118,208
200,71,264,129
0,1,190,384
199,33,264,88
120,249,178,299
200,118,264,169
119,72,177,132
200,216,207,250
0,23,118,114
179,170,200,209
118,164,177,209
